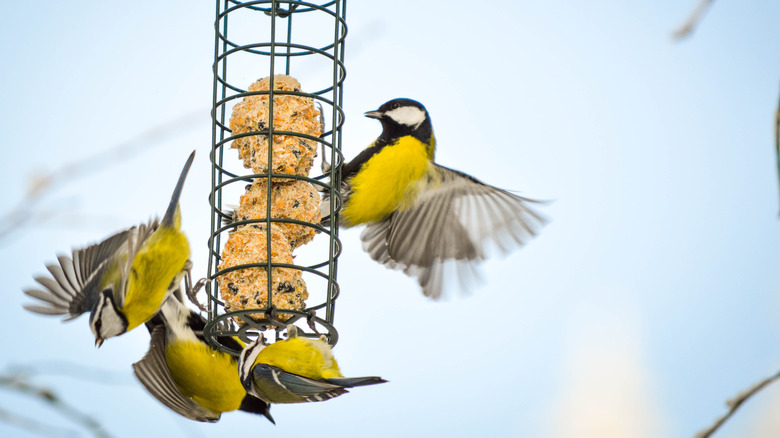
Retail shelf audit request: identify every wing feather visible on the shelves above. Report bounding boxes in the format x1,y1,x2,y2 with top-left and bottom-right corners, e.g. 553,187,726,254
23,228,134,319
361,164,546,298
132,326,220,422
22,304,70,316
324,376,387,388
252,364,349,403
23,288,69,307
48,258,80,299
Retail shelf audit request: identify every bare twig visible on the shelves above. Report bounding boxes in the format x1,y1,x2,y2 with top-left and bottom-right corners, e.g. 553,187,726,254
694,367,780,438
0,372,113,438
672,0,716,40
0,110,204,243
5,361,134,386
0,406,80,437
775,82,780,216
39,110,204,189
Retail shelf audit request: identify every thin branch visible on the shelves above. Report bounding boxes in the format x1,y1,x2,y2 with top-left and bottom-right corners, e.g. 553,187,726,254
0,110,204,243
0,373,113,438
5,361,134,386
694,368,780,438
672,0,716,40
0,406,80,438
775,82,780,216
0,203,34,243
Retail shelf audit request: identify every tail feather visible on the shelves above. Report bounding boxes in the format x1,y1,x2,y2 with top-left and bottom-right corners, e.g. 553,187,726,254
324,376,387,388
162,151,195,228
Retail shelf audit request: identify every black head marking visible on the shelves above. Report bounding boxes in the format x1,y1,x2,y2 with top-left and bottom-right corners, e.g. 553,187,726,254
366,98,432,145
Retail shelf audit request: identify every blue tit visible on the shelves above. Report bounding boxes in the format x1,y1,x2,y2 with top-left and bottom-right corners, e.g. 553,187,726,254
321,98,545,299
23,151,195,346
133,293,274,424
238,325,386,404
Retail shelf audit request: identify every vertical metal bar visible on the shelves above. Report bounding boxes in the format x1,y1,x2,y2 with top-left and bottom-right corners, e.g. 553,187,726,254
208,0,219,322
333,0,347,323
209,0,230,321
285,3,293,75
265,0,277,326
326,0,346,324
216,2,230,319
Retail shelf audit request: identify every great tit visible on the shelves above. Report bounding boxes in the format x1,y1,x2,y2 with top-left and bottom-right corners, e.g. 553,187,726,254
24,151,195,346
133,293,274,424
238,325,386,404
321,98,545,299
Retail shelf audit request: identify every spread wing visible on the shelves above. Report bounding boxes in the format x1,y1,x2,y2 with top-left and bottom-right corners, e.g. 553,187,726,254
132,325,221,422
361,164,546,299
251,364,349,403
23,228,133,319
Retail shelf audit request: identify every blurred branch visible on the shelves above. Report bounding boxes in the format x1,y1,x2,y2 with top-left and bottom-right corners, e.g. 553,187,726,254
0,110,204,243
694,367,780,438
775,84,780,215
6,361,134,386
674,6,780,218
672,0,715,40
36,110,204,189
0,203,129,246
0,406,79,437
0,372,113,438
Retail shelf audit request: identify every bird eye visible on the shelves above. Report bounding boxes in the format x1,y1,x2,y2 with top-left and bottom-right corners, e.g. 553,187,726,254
392,102,399,109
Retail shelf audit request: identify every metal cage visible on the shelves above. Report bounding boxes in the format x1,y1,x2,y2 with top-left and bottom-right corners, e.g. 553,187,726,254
204,0,346,355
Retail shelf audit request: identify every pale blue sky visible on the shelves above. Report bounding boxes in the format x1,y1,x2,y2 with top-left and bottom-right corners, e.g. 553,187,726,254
1,1,779,437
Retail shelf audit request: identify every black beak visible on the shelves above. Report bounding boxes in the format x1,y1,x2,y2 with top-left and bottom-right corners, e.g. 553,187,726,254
264,408,276,425
364,110,382,119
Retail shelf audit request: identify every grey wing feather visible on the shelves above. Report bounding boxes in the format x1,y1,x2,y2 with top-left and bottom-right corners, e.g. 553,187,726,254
361,164,546,299
324,376,387,388
253,364,349,403
74,228,133,283
23,228,134,319
361,220,401,269
132,326,221,422
319,181,347,228
361,219,452,297
22,304,70,316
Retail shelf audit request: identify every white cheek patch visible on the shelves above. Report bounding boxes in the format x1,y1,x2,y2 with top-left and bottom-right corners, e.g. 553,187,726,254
91,299,125,339
387,106,426,129
239,339,265,382
100,308,125,338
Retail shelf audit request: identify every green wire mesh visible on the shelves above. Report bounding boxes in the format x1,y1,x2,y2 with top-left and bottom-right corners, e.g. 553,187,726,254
204,0,346,355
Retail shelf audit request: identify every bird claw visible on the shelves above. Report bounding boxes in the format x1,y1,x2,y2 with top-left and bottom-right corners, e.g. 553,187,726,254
317,102,332,175
215,316,235,333
306,311,321,335
184,270,208,312
321,142,331,174
253,332,268,346
263,2,297,18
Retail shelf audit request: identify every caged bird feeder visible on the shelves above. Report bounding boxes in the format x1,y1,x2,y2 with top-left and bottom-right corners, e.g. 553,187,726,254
204,0,347,355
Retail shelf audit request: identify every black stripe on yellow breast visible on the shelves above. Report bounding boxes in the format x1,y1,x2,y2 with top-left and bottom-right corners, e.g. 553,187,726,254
341,139,388,181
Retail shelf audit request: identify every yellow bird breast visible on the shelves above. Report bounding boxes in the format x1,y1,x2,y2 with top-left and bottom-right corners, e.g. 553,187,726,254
123,228,190,330
255,337,342,380
165,341,246,413
343,136,431,226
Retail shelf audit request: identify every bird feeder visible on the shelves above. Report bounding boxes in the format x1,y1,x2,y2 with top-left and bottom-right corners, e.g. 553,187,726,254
204,0,346,355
